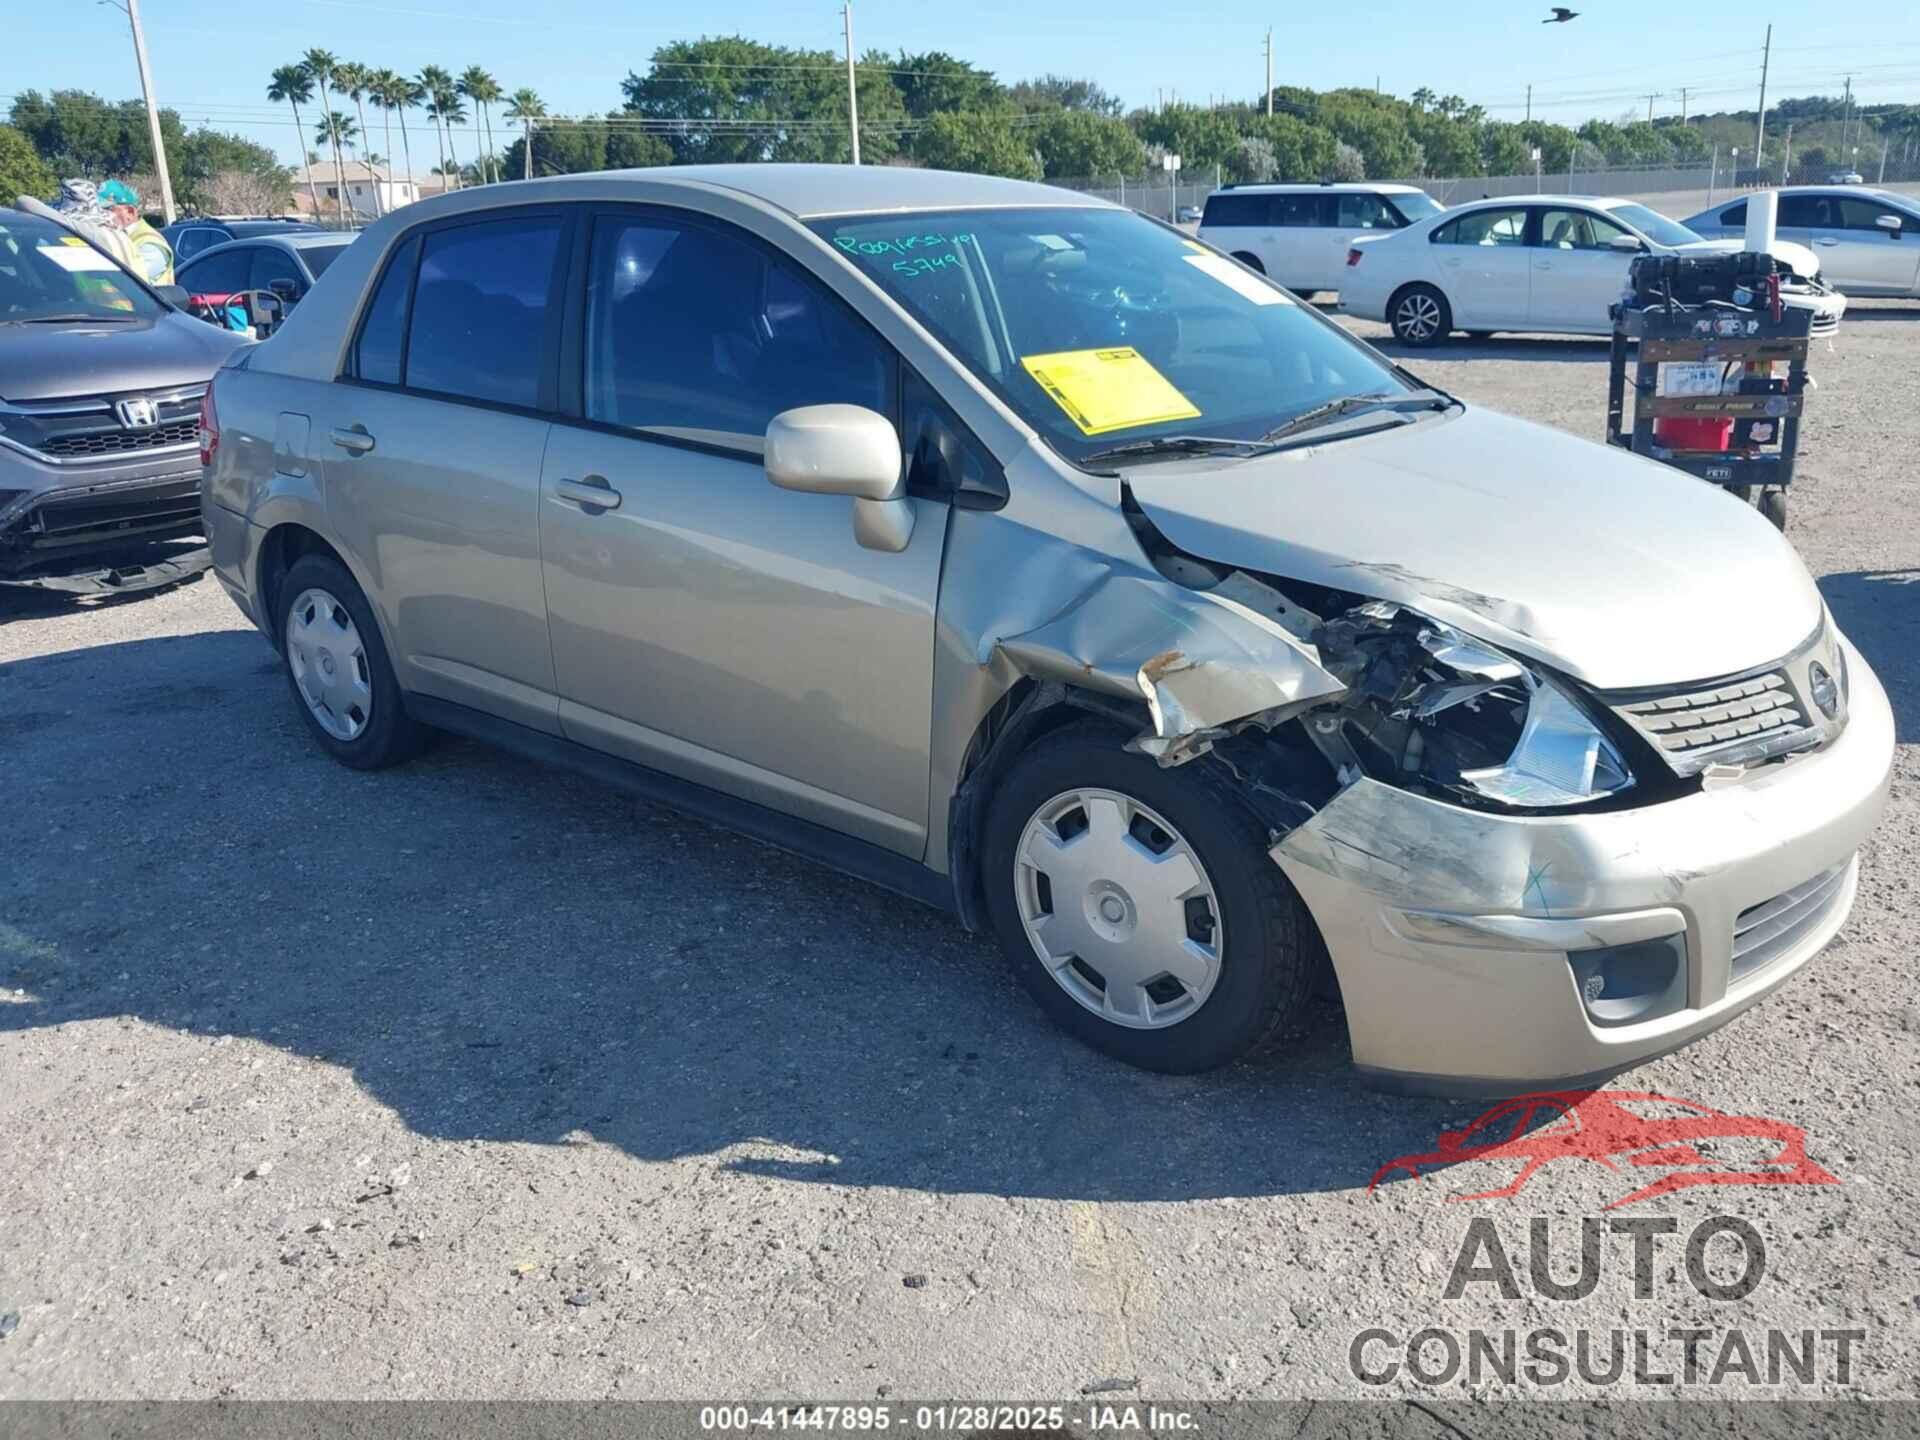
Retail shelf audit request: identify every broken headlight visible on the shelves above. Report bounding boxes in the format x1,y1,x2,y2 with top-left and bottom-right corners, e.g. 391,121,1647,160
1312,602,1634,810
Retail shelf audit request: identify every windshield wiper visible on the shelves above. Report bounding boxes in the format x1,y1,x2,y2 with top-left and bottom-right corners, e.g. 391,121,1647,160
1080,434,1272,466
1259,391,1453,444
13,313,141,324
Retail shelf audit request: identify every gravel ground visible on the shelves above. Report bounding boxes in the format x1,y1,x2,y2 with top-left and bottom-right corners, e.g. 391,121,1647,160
1,301,1916,1407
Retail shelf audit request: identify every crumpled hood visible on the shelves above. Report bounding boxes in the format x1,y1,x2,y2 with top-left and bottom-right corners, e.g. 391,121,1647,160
1126,405,1823,691
0,312,244,402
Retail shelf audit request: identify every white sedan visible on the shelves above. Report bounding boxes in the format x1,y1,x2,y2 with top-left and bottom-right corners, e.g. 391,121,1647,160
1339,194,1842,346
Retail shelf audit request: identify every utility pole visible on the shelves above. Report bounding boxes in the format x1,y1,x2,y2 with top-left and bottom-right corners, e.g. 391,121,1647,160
1752,23,1771,166
1781,121,1792,182
1839,76,1852,153
113,0,177,224
524,120,533,180
1643,91,1660,123
842,1,860,165
1678,87,1688,124
1265,29,1273,116
1525,84,1531,124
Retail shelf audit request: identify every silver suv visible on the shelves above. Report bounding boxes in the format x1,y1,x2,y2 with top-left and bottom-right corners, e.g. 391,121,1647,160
202,166,1893,1093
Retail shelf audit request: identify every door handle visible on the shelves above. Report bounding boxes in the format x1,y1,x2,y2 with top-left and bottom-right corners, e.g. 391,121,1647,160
555,475,622,511
1815,236,1840,246
330,425,375,454
1534,260,1553,270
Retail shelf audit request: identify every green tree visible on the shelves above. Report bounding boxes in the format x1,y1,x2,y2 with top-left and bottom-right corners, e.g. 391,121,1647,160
368,70,420,198
1408,113,1481,176
602,118,673,170
1226,134,1276,184
1244,113,1337,179
1032,108,1144,179
0,123,55,203
621,37,905,165
267,66,322,216
1007,75,1123,116
1662,123,1709,162
1132,105,1241,173
503,87,545,180
891,51,1000,118
1616,121,1674,164
420,68,465,189
911,111,1041,180
301,50,350,215
334,62,382,213
1517,120,1579,172
1479,122,1534,176
459,66,502,184
1317,98,1421,177
1576,119,1629,164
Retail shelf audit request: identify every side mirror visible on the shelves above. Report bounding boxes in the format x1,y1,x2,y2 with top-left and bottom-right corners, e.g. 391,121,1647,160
765,404,914,552
154,283,190,308
1608,233,1645,252
268,277,301,300
1875,213,1903,234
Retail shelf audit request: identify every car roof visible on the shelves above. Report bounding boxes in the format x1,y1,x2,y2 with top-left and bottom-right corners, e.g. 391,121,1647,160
432,164,1109,220
1208,182,1427,195
285,232,354,249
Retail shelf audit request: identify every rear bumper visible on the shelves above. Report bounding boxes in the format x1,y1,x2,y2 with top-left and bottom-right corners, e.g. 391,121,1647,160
1272,636,1894,1095
0,446,205,581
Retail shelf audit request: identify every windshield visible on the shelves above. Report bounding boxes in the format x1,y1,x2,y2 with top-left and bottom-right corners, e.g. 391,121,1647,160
1611,204,1701,248
301,241,352,277
811,206,1410,466
1390,191,1444,222
0,214,159,322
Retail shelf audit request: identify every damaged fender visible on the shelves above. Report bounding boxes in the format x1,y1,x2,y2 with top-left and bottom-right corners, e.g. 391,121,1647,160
988,569,1346,762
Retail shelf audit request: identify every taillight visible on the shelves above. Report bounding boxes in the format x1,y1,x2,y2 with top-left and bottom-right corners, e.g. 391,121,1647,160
1346,247,1364,268
198,384,219,468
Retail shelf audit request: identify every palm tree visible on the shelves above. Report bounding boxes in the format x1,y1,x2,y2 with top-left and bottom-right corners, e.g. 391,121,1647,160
418,66,460,191
302,49,350,222
458,66,501,184
334,62,381,217
504,87,545,180
315,112,358,157
367,69,402,204
268,65,322,218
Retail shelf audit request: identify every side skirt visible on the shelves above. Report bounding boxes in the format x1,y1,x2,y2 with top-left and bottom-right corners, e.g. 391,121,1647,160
405,694,961,918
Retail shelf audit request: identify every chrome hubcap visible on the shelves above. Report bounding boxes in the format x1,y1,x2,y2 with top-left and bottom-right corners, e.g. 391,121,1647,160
286,587,371,741
1014,788,1222,1029
1396,292,1441,340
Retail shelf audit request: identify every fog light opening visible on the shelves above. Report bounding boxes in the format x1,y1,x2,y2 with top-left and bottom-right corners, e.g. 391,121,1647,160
1567,934,1687,1028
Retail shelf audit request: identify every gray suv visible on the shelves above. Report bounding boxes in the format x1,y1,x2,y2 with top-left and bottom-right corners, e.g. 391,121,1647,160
203,166,1892,1093
2,207,248,591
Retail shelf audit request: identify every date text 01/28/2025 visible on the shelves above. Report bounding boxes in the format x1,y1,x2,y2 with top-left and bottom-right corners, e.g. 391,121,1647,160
697,1403,1200,1431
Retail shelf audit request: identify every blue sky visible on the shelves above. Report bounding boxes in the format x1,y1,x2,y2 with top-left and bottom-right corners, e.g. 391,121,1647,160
8,0,1919,170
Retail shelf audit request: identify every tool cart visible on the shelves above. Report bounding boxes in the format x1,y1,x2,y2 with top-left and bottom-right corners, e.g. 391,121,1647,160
1605,254,1811,532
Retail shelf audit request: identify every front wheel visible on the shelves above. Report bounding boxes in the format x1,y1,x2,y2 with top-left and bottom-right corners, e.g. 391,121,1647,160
981,724,1319,1073
1389,284,1452,347
1759,488,1788,531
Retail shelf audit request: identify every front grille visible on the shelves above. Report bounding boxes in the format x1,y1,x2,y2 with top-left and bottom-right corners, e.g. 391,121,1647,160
5,474,203,553
1,388,204,464
38,419,199,457
1731,861,1851,983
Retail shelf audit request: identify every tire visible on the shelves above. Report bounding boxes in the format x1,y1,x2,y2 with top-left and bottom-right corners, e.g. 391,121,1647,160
1230,251,1266,274
1389,283,1451,347
1759,488,1788,531
276,552,425,770
980,722,1319,1073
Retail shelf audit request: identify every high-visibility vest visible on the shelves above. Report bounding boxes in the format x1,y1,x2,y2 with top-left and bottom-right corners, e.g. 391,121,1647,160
125,218,174,286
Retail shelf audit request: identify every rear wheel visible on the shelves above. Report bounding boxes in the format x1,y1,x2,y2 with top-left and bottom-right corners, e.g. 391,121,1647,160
981,724,1318,1073
278,553,425,770
1759,487,1788,531
1389,283,1451,347
1230,251,1266,274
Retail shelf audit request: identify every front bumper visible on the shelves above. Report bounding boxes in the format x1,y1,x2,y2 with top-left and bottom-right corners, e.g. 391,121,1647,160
1273,636,1894,1095
0,444,205,582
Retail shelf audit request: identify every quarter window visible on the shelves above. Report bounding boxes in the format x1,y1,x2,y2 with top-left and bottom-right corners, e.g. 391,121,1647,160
353,235,418,387
1200,192,1266,228
583,214,891,448
1718,202,1747,226
1432,208,1527,246
404,216,563,408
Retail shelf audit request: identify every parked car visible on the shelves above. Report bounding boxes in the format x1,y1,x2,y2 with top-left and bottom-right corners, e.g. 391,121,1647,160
1175,204,1203,224
203,166,1892,1091
1341,193,1844,346
1197,182,1443,296
1,206,249,592
1679,188,1919,297
176,232,357,332
1825,170,1865,185
163,216,325,265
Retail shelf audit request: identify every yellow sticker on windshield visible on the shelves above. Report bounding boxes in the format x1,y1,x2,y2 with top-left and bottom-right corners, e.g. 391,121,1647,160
1019,347,1201,436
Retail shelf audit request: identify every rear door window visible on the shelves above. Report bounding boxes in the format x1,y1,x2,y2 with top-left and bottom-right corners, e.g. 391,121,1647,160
173,227,224,261
403,215,565,409
179,246,253,293
1272,193,1331,227
249,246,304,293
1432,208,1528,246
1200,192,1267,228
1777,195,1831,228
